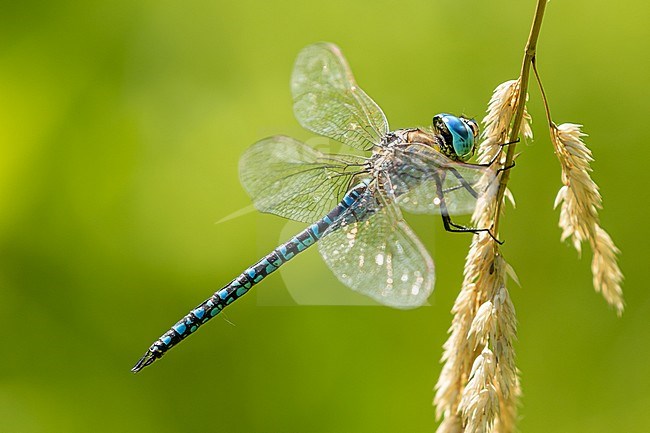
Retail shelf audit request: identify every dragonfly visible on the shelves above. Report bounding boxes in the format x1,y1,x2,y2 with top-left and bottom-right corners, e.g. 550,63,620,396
132,42,502,373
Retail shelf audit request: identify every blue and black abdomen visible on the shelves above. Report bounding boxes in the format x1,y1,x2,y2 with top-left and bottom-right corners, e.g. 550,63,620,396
131,184,365,372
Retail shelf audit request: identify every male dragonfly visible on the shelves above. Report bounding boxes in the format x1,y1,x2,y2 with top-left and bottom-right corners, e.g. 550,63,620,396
132,42,501,372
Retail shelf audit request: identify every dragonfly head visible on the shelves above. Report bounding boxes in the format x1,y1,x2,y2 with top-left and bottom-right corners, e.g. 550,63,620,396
432,114,479,161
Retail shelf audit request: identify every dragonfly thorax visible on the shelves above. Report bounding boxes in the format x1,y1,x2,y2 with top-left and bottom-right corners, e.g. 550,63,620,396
370,131,408,174
405,128,442,149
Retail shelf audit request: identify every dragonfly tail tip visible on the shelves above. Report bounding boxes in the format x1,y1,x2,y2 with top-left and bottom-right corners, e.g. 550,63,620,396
131,350,156,373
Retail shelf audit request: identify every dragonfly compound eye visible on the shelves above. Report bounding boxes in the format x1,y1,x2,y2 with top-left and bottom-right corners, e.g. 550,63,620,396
461,116,480,139
433,113,475,161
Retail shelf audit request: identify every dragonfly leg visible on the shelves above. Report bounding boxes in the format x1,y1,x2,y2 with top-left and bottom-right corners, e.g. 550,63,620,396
447,146,517,202
433,172,503,244
482,140,519,168
441,184,466,194
497,160,515,175
500,138,521,147
440,213,503,245
446,167,479,199
460,138,521,169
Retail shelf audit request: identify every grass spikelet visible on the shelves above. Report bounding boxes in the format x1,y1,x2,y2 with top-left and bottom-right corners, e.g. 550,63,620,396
551,123,624,313
437,415,463,433
460,347,499,433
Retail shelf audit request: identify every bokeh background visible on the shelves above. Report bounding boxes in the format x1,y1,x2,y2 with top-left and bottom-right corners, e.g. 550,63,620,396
2,0,649,432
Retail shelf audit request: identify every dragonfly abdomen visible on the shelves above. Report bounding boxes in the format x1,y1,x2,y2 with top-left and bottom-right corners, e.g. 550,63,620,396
131,183,367,372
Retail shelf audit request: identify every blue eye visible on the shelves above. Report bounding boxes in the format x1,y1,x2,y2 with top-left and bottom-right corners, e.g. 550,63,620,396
440,114,474,159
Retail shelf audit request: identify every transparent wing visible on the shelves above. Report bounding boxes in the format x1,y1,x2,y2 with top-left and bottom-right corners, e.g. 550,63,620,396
239,135,368,223
318,181,434,308
291,43,389,152
390,143,499,215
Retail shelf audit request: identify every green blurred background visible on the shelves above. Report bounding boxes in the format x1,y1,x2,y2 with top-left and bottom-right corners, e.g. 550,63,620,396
1,0,649,432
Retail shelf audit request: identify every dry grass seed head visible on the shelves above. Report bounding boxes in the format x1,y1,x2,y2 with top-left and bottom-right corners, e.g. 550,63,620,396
473,80,533,228
436,80,527,433
551,123,624,314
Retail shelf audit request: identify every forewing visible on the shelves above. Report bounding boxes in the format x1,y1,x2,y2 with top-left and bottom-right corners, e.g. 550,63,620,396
391,143,498,215
239,136,367,223
291,43,389,152
318,183,434,308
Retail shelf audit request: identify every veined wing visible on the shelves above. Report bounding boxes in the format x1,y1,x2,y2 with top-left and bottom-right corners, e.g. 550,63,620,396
291,43,389,152
239,135,368,224
391,143,499,215
318,179,434,308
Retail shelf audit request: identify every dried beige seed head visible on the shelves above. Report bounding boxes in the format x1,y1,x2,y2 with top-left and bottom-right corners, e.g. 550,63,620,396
435,236,495,424
436,239,520,433
473,80,533,228
552,123,624,314
478,79,533,165
478,80,520,164
435,80,525,433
